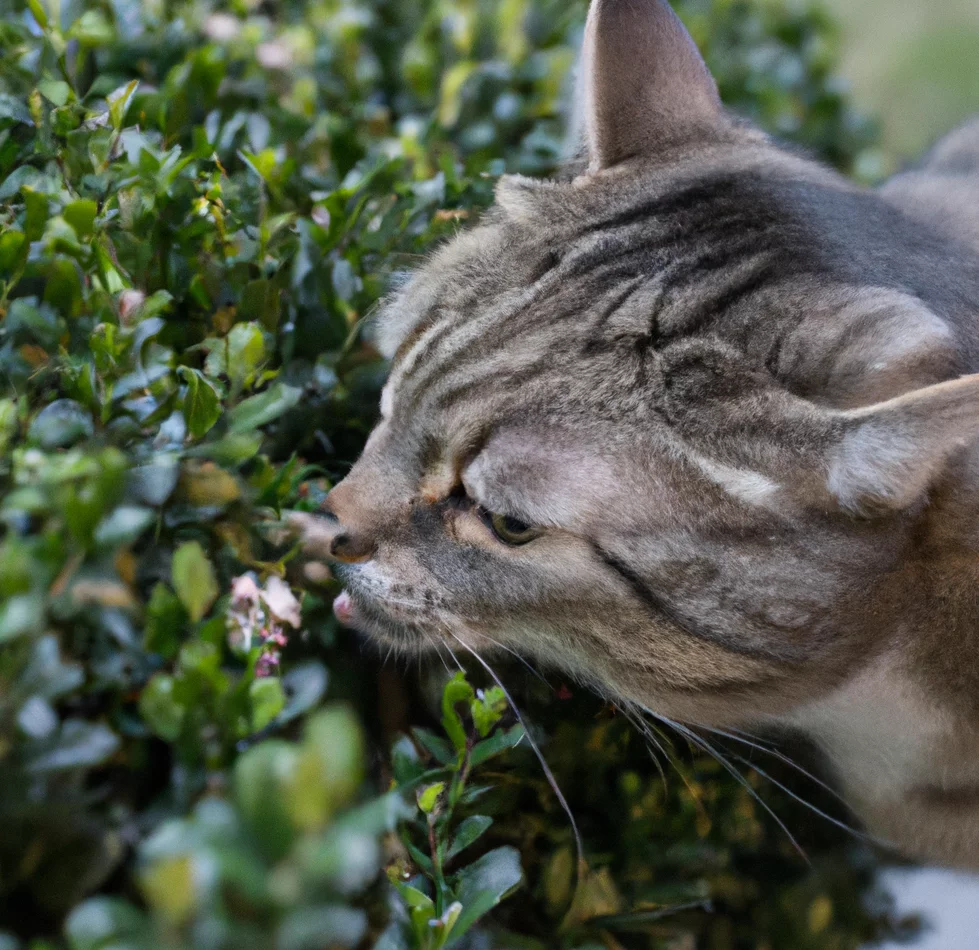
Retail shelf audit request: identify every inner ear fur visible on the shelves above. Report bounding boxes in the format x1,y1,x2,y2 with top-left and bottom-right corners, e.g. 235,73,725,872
581,0,726,171
824,374,979,516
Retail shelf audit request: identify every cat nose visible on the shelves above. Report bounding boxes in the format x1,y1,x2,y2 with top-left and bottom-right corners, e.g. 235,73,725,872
328,529,376,563
319,487,377,564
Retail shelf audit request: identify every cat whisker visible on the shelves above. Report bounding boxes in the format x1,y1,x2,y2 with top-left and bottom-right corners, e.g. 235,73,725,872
369,592,432,612
469,630,551,686
684,721,875,842
721,748,877,845
692,722,852,810
643,708,809,863
620,701,719,822
617,702,669,792
424,632,453,676
443,640,466,673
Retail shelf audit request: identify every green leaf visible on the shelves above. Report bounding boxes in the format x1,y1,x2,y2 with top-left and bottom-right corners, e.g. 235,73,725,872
469,724,525,768
171,541,219,622
136,289,175,322
432,902,463,949
293,706,365,820
250,677,286,731
405,841,434,876
27,720,120,772
226,321,266,394
0,594,44,643
0,230,26,276
391,734,425,785
448,846,523,942
417,781,444,815
130,454,179,506
277,906,368,950
277,662,329,724
68,10,114,46
226,383,301,434
239,148,278,182
23,188,50,241
65,898,147,950
0,92,33,125
441,672,476,753
237,278,281,330
139,855,197,926
107,79,139,130
446,815,493,860
139,674,185,742
234,740,300,860
411,727,456,766
184,431,262,465
0,399,17,456
0,167,50,200
28,399,93,449
144,582,186,659
0,94,32,125
27,0,48,30
393,882,434,912
63,199,98,238
179,367,221,438
19,635,84,699
471,686,507,737
94,505,154,548
178,639,221,678
331,258,361,303
37,80,71,107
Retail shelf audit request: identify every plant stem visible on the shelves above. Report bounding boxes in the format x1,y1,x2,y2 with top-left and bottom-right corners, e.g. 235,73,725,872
427,812,446,917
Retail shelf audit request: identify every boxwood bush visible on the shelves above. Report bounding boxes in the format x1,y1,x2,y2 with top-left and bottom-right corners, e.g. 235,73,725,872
0,0,915,947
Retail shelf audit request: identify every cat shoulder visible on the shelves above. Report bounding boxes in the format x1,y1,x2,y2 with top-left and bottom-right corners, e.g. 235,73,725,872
881,116,979,254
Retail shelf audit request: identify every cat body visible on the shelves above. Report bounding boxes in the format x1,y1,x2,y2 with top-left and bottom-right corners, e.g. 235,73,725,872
295,0,979,868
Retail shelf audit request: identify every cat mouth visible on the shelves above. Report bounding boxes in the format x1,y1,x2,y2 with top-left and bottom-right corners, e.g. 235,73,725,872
332,587,430,650
333,588,392,631
333,590,357,626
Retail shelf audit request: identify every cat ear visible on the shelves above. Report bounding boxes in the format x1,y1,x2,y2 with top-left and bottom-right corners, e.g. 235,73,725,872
580,0,724,171
825,374,979,515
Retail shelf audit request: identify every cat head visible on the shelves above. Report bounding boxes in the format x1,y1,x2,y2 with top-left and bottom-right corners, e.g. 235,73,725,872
296,0,979,725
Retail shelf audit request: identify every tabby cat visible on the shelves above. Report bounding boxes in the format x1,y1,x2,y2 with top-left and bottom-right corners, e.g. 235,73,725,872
293,0,979,868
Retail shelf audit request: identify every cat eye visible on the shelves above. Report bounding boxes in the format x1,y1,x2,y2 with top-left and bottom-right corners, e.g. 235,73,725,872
477,507,541,546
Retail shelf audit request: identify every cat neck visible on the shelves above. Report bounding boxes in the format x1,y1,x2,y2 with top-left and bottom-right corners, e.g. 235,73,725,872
778,463,979,865
783,648,979,868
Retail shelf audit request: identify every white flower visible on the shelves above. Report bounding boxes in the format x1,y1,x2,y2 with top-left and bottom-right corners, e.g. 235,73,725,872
231,574,262,605
261,575,301,628
118,289,145,322
204,13,241,43
256,40,291,70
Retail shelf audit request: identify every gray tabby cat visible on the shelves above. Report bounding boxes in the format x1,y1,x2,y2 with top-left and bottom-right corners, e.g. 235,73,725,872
293,0,979,869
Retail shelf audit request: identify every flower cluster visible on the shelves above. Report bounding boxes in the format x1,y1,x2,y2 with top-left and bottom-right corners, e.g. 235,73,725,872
227,574,302,676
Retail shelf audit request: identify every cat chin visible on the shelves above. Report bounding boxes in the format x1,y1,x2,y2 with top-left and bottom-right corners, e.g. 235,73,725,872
333,587,433,654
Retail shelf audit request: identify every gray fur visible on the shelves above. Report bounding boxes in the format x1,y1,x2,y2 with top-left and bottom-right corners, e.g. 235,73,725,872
297,0,979,869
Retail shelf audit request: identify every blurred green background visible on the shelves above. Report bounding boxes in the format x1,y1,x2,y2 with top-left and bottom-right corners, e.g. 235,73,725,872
825,0,979,162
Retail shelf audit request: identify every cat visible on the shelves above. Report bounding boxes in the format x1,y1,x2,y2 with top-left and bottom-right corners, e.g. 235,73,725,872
292,0,979,869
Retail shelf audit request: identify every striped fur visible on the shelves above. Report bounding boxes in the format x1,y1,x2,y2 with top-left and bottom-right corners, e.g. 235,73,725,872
298,0,979,868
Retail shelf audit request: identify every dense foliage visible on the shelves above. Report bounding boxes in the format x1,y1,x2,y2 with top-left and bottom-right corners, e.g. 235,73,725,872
0,0,915,947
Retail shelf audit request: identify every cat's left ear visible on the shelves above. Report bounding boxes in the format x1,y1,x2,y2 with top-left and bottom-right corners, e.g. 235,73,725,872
824,374,979,516
579,0,725,171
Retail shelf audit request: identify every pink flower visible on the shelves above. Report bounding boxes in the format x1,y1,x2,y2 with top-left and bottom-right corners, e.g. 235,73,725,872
228,574,303,677
255,652,281,678
262,575,301,628
231,574,262,606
